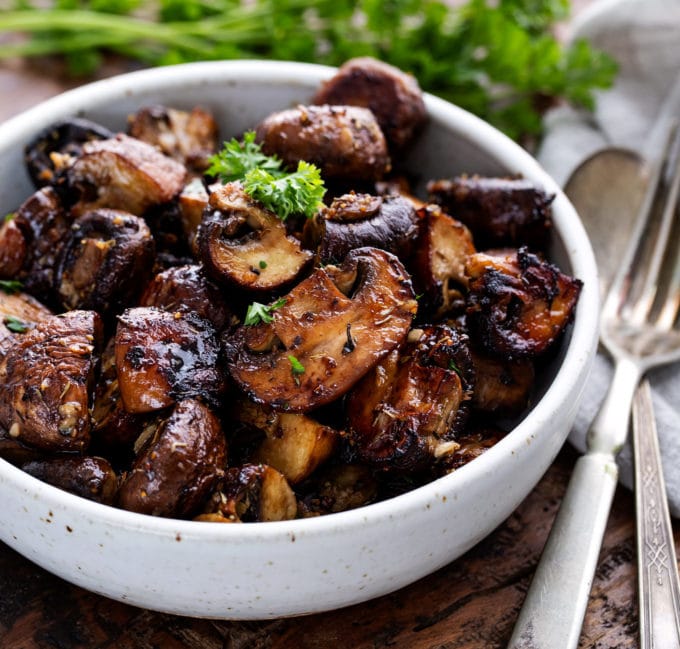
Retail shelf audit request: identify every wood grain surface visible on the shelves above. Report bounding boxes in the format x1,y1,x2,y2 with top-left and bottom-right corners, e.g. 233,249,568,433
0,56,677,649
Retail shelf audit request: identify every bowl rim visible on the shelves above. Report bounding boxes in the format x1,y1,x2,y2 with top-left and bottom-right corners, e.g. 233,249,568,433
0,59,600,542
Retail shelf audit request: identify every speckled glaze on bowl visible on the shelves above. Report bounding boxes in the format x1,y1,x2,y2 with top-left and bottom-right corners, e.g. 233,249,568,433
0,60,599,620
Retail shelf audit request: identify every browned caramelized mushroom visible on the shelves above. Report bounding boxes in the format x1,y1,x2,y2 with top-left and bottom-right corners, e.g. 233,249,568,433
225,247,417,412
0,289,53,357
305,192,419,263
206,463,297,522
198,182,313,293
115,306,225,413
127,105,219,173
24,117,114,188
64,134,186,217
0,216,28,279
346,324,473,472
297,464,378,517
140,264,233,331
0,310,102,453
409,204,476,317
178,179,210,252
470,350,535,415
232,400,338,484
466,247,582,358
12,187,72,305
118,399,226,517
255,104,390,181
438,425,506,473
22,456,118,504
312,57,427,152
55,209,154,318
427,176,554,250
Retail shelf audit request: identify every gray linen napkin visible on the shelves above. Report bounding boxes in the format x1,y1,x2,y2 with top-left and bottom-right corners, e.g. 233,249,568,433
537,0,680,515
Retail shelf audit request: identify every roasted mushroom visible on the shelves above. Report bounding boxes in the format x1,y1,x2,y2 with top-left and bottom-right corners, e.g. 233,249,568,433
0,288,52,357
12,187,72,306
0,215,28,279
312,57,427,152
204,463,297,522
305,192,419,263
64,134,186,217
127,105,219,173
346,324,473,472
24,117,114,188
55,209,155,318
22,456,118,504
465,247,582,358
438,425,506,473
140,264,233,331
115,306,225,413
225,247,417,412
427,176,554,250
118,399,226,518
470,350,535,415
0,310,102,453
198,182,313,293
232,400,338,484
297,464,378,517
409,203,476,318
255,104,390,181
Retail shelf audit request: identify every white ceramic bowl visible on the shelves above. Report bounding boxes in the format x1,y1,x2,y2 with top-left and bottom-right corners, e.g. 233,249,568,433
0,60,599,620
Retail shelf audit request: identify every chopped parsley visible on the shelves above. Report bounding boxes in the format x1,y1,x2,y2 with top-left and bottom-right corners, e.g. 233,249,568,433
0,280,23,294
3,315,29,333
243,297,286,326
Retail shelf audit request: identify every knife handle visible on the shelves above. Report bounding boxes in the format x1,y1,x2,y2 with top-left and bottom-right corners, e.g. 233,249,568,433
507,451,619,649
633,379,680,649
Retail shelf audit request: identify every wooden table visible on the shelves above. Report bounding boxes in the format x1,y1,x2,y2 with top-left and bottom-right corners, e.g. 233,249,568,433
0,59,676,649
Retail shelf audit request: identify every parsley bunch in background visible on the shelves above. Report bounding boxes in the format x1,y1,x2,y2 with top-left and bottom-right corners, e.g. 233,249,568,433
0,0,617,140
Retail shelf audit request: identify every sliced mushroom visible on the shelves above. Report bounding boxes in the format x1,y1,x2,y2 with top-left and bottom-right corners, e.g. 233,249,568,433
115,306,225,413
55,209,154,318
232,400,338,484
409,204,476,318
178,178,210,252
13,187,72,306
118,399,226,518
305,192,419,263
0,310,102,453
346,324,473,472
225,247,417,412
198,182,313,292
127,105,219,174
0,289,53,357
470,349,535,415
140,264,234,331
208,463,298,522
312,57,427,152
438,425,506,474
427,176,554,250
0,216,28,279
24,117,114,188
64,134,186,217
465,247,583,358
22,456,118,504
255,104,390,181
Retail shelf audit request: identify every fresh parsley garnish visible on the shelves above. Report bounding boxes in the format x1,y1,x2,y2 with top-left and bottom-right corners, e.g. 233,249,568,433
258,260,267,269
207,132,325,221
3,212,15,223
3,315,29,333
448,360,461,375
243,297,286,326
0,280,22,294
206,131,283,182
244,161,325,221
288,355,305,377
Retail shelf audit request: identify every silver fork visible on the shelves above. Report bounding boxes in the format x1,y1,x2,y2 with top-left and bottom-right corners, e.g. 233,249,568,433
509,121,680,649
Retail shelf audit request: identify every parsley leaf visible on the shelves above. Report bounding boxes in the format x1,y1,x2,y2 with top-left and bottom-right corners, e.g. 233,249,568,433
244,160,325,221
4,212,15,222
3,315,30,333
206,131,283,183
0,280,23,294
288,355,305,375
243,297,286,326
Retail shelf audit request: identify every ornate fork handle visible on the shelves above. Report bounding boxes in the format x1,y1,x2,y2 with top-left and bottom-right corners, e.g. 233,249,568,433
633,379,680,648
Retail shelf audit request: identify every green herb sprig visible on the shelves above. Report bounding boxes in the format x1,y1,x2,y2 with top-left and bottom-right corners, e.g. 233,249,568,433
208,132,326,220
243,297,286,326
3,315,30,333
0,0,617,140
0,280,23,294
